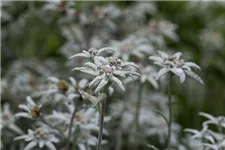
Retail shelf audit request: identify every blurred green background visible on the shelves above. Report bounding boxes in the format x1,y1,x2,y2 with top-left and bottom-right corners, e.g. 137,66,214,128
1,1,225,149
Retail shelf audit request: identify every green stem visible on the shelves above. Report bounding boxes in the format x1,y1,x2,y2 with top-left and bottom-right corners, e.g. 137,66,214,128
96,83,111,150
96,98,106,150
132,84,143,150
67,99,79,150
167,74,172,150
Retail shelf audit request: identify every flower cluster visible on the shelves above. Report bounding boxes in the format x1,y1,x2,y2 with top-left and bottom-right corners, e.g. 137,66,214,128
184,112,225,150
14,127,59,150
71,47,140,93
149,51,204,84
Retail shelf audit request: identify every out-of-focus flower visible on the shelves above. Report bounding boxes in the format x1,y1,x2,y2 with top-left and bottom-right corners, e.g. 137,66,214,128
94,4,121,19
199,112,225,128
149,51,204,84
46,107,110,150
112,36,154,61
14,127,59,150
148,20,178,41
36,77,88,105
1,103,23,134
124,65,158,89
200,30,224,50
15,96,42,120
187,1,225,15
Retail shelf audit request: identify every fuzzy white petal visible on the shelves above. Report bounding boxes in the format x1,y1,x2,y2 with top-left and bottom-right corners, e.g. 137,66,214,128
69,53,88,60
24,141,37,150
111,76,125,91
95,78,109,93
45,142,56,150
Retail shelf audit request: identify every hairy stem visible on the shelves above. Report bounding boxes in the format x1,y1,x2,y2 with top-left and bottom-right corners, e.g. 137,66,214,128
167,73,172,150
96,98,106,150
131,84,143,150
96,83,111,150
67,99,79,150
115,99,128,150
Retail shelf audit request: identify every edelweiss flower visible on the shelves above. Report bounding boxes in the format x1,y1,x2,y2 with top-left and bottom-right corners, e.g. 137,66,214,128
73,55,140,93
15,96,42,119
14,127,59,150
1,103,23,134
149,51,204,84
46,76,88,95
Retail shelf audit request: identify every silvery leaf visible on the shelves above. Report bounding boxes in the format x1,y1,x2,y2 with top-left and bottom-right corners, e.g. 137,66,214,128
185,62,201,70
199,112,216,122
153,62,165,67
89,75,104,88
72,67,98,76
45,142,56,150
84,62,98,70
204,135,215,144
113,70,126,77
157,51,168,59
173,52,182,60
170,68,186,83
98,47,115,54
140,75,147,83
69,77,77,86
69,53,88,60
47,77,60,83
24,141,37,150
125,71,141,77
111,75,125,91
147,76,159,89
121,62,139,69
95,78,109,93
181,65,191,71
149,56,164,63
94,56,108,67
156,68,169,80
203,144,218,150
184,70,204,85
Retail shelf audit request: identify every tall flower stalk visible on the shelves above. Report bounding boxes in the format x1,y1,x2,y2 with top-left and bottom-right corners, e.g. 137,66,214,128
67,98,79,150
70,47,140,150
131,83,144,150
167,73,172,150
149,51,204,150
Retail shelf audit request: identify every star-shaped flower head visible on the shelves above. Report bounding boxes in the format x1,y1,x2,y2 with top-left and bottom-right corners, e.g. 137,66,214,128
73,55,140,93
15,96,42,120
14,127,59,150
149,51,204,84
